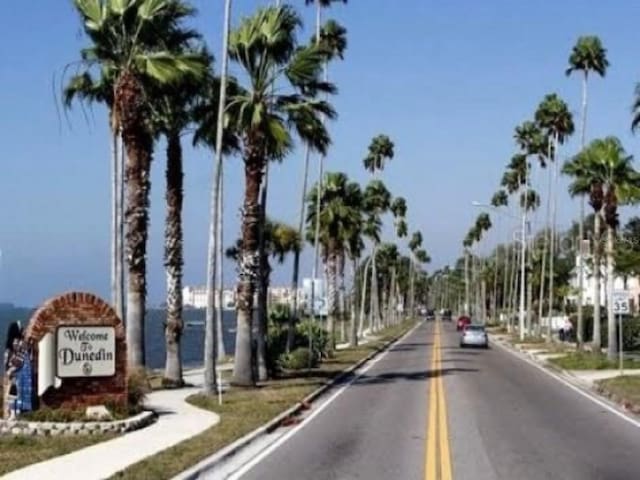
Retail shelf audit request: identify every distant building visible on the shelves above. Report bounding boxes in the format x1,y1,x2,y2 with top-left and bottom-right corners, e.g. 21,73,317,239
182,286,236,310
568,255,640,312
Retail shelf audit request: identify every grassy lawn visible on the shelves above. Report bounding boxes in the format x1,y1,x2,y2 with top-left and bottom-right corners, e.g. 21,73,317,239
511,334,546,345
109,320,415,480
549,352,640,370
595,376,640,410
0,434,116,476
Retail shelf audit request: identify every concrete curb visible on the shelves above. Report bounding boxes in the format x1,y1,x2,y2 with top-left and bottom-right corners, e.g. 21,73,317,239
174,322,419,480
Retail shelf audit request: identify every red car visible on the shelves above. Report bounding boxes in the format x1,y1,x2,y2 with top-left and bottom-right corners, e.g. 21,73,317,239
456,315,471,331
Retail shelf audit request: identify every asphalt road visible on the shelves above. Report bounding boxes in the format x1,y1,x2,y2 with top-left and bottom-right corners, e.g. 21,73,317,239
235,321,640,480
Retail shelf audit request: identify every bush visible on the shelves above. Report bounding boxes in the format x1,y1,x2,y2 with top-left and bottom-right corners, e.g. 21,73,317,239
279,347,318,370
296,319,330,360
128,367,150,410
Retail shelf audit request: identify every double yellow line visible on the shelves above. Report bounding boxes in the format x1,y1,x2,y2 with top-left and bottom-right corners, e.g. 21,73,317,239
425,320,453,480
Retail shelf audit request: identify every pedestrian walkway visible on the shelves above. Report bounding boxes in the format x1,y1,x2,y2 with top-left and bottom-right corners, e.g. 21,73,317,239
4,369,220,480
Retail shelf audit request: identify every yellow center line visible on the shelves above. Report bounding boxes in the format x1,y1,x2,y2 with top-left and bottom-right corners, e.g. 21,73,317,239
425,319,453,480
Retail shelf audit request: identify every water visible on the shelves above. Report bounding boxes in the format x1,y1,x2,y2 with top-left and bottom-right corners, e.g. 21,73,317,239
0,305,238,373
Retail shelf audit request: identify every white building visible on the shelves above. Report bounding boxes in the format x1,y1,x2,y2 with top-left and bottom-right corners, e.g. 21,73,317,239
568,255,640,312
182,286,236,310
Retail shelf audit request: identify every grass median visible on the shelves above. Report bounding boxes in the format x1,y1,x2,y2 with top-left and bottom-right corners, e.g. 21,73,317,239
110,319,417,480
594,375,640,413
549,352,640,370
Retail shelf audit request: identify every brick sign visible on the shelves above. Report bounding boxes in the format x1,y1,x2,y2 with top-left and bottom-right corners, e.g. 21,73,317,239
24,292,127,410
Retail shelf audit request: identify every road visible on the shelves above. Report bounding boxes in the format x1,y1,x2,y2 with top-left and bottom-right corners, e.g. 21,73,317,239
232,320,640,480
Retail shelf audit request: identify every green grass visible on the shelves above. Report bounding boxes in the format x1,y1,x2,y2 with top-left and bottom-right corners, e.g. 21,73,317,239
511,334,546,345
109,320,415,480
549,352,640,370
0,434,116,476
595,376,640,407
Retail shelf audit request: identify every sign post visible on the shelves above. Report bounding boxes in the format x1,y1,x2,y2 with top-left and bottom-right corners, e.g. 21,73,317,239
612,290,629,376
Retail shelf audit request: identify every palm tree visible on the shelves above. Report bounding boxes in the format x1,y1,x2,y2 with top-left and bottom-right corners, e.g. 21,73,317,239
567,36,609,348
409,230,424,317
306,172,362,352
362,179,393,331
226,6,335,386
150,50,210,386
564,137,640,358
71,0,206,368
490,190,508,317
535,94,574,340
290,15,347,352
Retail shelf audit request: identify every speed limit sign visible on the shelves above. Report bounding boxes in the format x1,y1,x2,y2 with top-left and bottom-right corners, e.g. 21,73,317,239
613,291,630,315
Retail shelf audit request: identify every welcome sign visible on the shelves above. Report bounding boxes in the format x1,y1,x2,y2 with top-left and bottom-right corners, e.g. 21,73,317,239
56,326,116,377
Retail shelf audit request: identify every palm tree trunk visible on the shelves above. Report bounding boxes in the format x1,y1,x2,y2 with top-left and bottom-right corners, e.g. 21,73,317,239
464,249,470,315
492,247,499,322
593,212,602,351
370,247,379,331
204,0,232,393
606,224,616,360
216,158,226,361
117,133,126,322
116,71,153,369
358,257,371,336
164,133,184,386
502,244,510,312
288,145,311,352
256,164,270,381
538,156,552,336
350,258,359,346
526,270,533,335
110,124,118,315
409,256,416,318
326,250,338,353
577,71,589,349
547,133,559,341
232,144,264,386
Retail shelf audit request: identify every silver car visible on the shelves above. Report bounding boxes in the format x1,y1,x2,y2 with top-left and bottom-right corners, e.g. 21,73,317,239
460,324,489,348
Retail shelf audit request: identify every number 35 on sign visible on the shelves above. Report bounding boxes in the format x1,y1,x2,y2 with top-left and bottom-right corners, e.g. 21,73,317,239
613,291,630,315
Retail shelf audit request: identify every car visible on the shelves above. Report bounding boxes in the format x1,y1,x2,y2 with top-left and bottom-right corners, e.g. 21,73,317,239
426,309,435,321
441,309,452,321
460,324,489,348
456,315,471,331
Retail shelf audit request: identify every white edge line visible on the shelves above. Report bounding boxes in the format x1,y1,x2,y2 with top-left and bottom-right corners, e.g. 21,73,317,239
226,322,423,480
492,338,640,429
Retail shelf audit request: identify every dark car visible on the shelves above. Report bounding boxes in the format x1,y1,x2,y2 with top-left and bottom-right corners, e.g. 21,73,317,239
441,309,452,321
456,315,471,331
426,309,435,321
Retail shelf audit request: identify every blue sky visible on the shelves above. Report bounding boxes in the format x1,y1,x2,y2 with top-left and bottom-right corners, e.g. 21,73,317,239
2,0,640,306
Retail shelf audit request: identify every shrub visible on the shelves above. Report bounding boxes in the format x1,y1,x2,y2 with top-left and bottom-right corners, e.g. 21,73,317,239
296,319,330,360
128,367,150,410
280,347,318,370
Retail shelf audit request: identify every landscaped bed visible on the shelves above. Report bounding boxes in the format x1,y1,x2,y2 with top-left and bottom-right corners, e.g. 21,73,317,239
109,320,416,480
549,352,640,370
594,376,640,414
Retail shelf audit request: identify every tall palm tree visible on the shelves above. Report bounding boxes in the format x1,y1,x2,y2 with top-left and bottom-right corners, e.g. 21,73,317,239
535,94,574,339
71,0,206,368
226,6,335,386
290,16,347,351
362,179,392,331
150,50,210,386
567,36,609,348
409,230,424,317
306,172,362,353
564,137,640,358
490,190,508,317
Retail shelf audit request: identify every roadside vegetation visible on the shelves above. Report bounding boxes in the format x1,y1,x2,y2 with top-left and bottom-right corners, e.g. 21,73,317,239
549,352,640,370
595,376,640,413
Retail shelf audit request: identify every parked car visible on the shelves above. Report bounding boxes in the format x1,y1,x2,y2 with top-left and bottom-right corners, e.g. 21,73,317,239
456,315,471,331
460,324,489,348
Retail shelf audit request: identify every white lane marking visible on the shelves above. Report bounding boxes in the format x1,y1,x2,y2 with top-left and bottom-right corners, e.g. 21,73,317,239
227,322,424,480
493,339,640,429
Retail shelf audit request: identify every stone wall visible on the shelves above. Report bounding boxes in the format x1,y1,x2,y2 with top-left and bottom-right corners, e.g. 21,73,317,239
24,292,127,410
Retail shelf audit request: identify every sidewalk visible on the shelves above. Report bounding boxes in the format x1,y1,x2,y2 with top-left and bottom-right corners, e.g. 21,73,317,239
4,369,220,480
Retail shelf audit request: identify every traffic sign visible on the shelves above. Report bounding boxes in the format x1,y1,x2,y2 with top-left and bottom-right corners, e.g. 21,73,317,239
612,290,630,315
